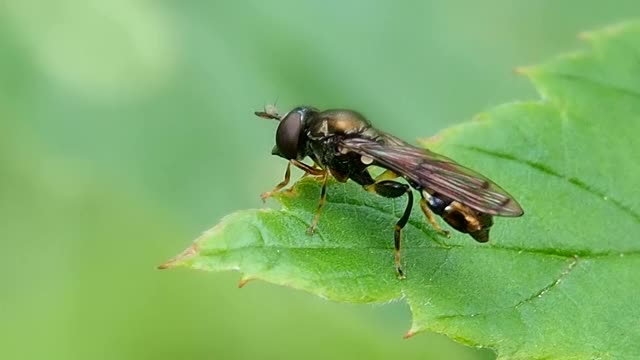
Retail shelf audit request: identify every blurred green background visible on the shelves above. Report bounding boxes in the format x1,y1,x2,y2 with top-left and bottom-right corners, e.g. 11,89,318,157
1,1,637,359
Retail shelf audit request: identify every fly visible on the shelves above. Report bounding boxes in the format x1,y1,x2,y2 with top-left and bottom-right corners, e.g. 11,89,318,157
256,106,524,278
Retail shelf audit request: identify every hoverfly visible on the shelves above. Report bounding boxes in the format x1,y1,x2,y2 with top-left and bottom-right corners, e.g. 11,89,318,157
256,106,523,278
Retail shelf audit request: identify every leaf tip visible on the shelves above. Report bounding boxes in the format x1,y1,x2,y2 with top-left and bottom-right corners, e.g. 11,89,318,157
403,320,424,339
159,215,236,270
514,65,534,76
238,276,254,288
158,242,200,270
403,329,417,339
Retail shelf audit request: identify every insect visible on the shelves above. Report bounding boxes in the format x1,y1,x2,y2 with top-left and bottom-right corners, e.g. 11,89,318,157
256,106,523,278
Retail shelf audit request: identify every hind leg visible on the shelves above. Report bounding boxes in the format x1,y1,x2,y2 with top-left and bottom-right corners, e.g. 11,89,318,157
370,180,414,279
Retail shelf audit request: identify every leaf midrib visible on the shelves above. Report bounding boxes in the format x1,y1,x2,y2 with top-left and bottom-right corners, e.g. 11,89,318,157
206,211,640,260
275,192,640,259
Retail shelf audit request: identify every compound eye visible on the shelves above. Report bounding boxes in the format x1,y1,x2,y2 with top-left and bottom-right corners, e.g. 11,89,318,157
274,110,303,159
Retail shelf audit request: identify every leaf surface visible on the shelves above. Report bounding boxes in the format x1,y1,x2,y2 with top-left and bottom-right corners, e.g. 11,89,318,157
163,22,640,359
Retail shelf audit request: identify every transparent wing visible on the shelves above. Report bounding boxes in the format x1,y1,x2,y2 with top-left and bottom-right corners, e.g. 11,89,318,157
340,135,524,216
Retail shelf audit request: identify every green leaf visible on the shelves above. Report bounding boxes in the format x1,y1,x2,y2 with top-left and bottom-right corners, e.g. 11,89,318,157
162,22,640,359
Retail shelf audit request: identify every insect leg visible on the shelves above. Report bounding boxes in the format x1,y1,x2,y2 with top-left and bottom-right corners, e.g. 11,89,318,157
419,192,451,237
291,159,325,176
363,169,399,193
260,162,292,202
372,180,413,279
300,162,324,180
262,160,327,201
307,170,329,235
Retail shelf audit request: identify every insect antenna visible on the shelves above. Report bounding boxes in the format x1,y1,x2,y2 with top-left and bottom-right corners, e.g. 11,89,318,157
254,103,281,121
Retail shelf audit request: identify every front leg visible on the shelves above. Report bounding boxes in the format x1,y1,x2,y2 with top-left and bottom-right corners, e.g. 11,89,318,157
260,162,292,202
261,160,326,201
291,159,325,176
306,170,329,235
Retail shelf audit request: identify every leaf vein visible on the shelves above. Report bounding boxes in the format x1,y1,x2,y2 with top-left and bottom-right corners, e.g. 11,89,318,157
461,145,640,224
433,256,580,321
292,184,640,258
513,256,579,309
